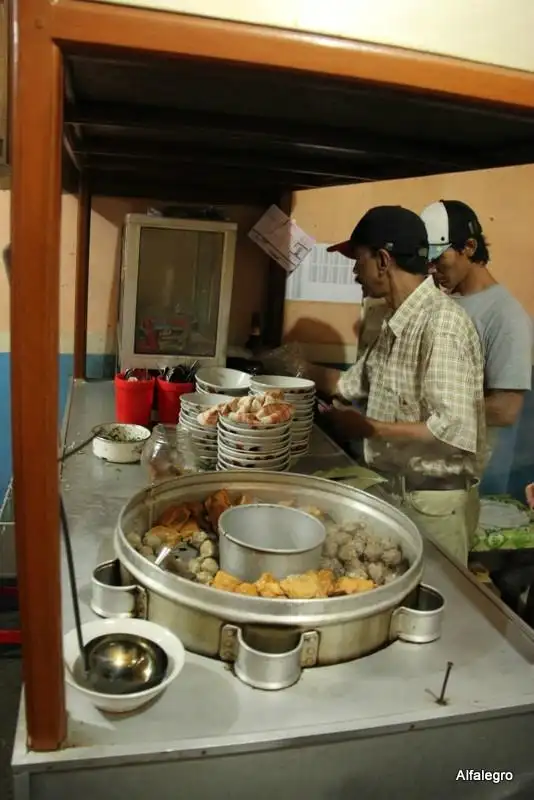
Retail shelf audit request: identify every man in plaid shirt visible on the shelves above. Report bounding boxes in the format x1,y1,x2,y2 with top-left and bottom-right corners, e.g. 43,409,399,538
311,206,486,565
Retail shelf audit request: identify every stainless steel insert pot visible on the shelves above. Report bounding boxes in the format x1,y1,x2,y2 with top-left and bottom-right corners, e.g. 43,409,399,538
218,503,326,581
114,472,441,689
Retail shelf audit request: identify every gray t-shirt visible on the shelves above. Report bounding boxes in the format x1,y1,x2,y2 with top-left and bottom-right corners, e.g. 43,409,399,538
454,285,532,394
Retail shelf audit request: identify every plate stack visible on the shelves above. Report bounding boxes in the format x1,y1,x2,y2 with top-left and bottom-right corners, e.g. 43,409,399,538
179,392,233,471
217,413,292,472
249,375,316,460
195,366,250,397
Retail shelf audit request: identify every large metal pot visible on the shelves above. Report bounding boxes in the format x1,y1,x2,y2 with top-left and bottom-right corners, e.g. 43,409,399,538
114,472,437,682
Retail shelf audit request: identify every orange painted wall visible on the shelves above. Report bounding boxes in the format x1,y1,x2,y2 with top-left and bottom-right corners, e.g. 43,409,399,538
285,164,534,362
0,193,270,353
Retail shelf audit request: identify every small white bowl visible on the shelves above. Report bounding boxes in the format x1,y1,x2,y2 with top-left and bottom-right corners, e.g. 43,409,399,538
218,441,290,463
218,431,291,453
92,424,151,464
196,367,251,390
250,375,315,394
180,392,233,410
218,415,293,433
64,618,185,715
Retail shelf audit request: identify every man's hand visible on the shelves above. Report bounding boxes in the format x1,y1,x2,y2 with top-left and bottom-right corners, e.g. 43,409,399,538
325,403,376,439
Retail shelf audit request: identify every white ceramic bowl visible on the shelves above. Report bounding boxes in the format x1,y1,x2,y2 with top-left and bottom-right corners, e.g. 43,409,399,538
218,430,291,453
196,367,251,390
180,392,234,411
218,415,293,433
217,458,289,472
92,424,151,464
250,375,315,394
218,449,290,469
64,617,185,714
218,441,290,463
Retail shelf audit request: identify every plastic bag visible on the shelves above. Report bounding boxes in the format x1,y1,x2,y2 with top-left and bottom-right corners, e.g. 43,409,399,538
259,342,310,378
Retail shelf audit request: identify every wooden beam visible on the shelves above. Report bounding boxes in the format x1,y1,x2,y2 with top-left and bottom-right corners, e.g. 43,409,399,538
64,102,480,170
50,1,534,110
73,179,91,380
10,0,66,751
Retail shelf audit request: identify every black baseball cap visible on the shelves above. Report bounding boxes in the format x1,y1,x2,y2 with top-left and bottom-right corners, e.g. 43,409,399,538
327,206,429,260
421,200,483,261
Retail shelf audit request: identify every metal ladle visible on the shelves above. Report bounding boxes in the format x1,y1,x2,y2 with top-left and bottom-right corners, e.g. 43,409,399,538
60,497,168,695
3,245,166,696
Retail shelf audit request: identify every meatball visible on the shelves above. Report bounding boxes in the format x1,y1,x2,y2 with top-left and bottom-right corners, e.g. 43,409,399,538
382,546,403,567
363,539,384,563
367,561,387,585
338,542,363,564
200,539,218,559
201,557,219,576
340,521,365,535
188,557,203,576
328,529,353,548
140,545,155,558
319,557,344,577
191,530,209,550
196,570,213,585
322,537,339,558
126,532,142,549
144,533,162,551
345,560,368,580
351,534,367,557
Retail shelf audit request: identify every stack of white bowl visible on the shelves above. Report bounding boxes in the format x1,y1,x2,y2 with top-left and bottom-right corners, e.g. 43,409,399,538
179,392,233,471
249,375,316,460
195,366,250,397
217,413,292,472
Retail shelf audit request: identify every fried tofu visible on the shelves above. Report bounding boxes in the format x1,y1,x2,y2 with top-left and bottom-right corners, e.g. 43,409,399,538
158,505,191,528
234,582,259,597
280,573,322,600
256,572,285,598
212,570,241,593
335,576,375,595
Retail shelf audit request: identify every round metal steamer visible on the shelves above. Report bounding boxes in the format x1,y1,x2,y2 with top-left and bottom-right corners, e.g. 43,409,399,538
113,473,444,688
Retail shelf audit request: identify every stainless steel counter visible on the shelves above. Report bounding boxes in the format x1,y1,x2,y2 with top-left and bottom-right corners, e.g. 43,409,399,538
12,381,534,800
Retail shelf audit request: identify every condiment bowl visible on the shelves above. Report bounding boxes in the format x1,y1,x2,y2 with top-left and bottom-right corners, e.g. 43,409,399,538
64,617,185,714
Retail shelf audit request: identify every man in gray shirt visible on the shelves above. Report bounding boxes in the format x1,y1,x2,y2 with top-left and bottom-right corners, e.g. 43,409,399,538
420,200,532,441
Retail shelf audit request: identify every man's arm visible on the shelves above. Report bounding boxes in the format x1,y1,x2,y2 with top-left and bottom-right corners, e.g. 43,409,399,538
370,328,483,452
305,363,341,397
485,391,525,427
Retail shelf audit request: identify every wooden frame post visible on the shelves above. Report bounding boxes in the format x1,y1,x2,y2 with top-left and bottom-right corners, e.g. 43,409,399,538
73,179,91,380
10,0,66,750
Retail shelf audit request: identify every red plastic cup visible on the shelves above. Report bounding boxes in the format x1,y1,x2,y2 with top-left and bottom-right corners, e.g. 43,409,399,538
114,373,155,426
156,378,194,424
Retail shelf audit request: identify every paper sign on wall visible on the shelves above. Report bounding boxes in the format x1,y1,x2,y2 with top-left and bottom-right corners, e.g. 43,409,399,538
285,243,363,304
249,205,315,274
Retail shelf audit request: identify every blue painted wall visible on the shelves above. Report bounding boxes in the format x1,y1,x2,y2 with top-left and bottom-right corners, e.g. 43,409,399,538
0,353,115,500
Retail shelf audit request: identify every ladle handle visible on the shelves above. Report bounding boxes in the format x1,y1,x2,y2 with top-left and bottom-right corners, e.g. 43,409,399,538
59,497,89,674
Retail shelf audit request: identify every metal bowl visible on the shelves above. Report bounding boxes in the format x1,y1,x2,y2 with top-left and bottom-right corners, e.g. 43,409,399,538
218,503,326,582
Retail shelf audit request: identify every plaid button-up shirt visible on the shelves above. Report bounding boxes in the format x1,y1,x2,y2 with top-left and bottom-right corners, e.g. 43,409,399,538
338,277,487,478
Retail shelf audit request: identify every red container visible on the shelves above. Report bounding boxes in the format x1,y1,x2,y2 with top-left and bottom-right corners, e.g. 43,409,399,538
156,378,194,424
114,373,155,426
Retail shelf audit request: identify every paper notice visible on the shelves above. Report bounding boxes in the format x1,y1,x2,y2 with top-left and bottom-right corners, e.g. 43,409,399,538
285,243,363,304
248,205,315,274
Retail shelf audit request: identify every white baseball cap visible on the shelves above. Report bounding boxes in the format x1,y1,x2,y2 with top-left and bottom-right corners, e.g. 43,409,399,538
421,200,483,262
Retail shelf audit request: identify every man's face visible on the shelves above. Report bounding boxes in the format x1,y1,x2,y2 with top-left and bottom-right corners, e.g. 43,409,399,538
352,245,389,299
430,240,475,293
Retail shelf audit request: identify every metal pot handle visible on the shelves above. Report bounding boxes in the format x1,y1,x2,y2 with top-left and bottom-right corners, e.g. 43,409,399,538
390,583,445,644
220,624,319,691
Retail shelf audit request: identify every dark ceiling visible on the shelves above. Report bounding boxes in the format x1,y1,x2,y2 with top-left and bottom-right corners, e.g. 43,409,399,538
63,52,534,202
